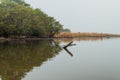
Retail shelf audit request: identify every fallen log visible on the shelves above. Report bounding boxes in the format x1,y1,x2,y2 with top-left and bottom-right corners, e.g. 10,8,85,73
63,41,76,57
63,41,73,48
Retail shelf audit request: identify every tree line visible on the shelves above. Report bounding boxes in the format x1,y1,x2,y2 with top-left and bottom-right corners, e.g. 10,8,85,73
0,0,63,38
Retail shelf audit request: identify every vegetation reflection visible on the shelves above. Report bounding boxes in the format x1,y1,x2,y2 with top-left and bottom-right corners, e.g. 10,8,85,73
55,37,109,43
0,40,62,80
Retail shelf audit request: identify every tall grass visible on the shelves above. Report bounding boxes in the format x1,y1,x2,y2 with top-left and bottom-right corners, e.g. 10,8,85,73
55,32,120,38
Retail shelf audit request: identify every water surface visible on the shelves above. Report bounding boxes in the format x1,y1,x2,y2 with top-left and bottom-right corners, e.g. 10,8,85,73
0,37,120,80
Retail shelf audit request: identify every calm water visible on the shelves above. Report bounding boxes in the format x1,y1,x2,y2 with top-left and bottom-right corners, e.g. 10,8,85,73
0,37,120,80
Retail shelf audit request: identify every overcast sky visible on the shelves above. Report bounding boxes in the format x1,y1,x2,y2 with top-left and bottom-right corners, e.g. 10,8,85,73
25,0,120,34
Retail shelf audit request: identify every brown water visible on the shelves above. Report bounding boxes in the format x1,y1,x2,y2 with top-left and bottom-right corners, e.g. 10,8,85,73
0,37,120,80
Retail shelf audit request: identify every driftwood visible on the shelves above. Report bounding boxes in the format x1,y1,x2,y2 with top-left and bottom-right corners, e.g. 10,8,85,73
63,41,76,57
63,41,73,48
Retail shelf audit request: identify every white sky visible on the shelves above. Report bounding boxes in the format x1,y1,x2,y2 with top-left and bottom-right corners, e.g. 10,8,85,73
25,0,120,34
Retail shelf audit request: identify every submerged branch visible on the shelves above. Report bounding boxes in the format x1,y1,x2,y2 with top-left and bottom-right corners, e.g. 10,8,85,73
63,41,76,57
63,41,73,48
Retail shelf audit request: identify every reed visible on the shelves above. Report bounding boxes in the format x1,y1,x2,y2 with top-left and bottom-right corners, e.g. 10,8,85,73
55,32,120,38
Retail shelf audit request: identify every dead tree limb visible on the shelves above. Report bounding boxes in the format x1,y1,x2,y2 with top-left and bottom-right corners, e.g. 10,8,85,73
63,41,76,57
63,41,73,48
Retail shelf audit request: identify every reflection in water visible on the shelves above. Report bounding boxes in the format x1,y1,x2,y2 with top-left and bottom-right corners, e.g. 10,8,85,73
63,47,73,57
55,37,110,42
0,40,62,80
0,37,118,80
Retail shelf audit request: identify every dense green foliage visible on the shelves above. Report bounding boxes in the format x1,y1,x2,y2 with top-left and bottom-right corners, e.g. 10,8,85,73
0,0,63,38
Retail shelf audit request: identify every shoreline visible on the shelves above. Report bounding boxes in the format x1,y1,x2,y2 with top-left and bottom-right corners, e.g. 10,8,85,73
0,36,120,41
0,32,120,41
